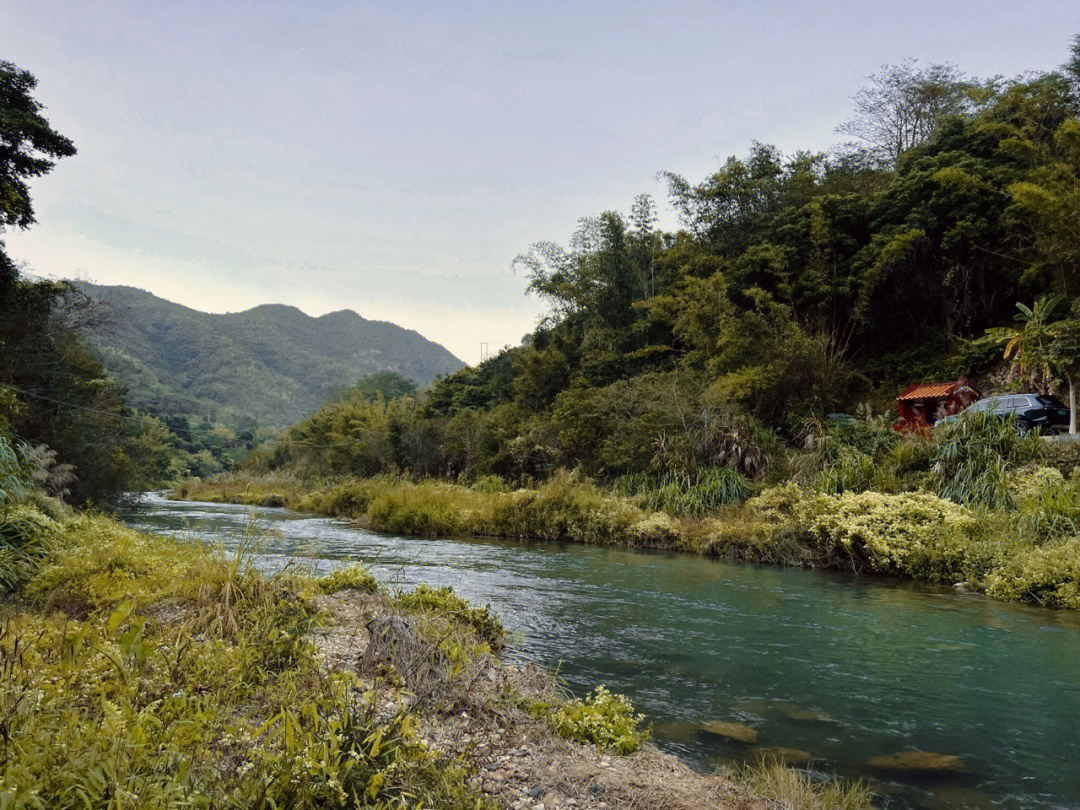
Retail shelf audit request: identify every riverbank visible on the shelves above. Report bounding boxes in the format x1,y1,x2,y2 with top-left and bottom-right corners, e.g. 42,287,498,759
0,501,870,809
174,470,1080,610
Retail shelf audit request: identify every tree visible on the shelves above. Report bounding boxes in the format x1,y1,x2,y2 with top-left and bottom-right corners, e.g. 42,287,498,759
0,60,76,290
992,296,1061,388
837,60,984,166
1009,119,1080,298
990,295,1080,434
352,371,418,402
1048,303,1080,435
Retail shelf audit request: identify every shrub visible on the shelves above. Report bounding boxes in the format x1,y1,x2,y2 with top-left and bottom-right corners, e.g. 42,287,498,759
745,482,807,525
550,686,650,754
798,490,979,579
0,504,56,591
318,562,378,594
0,433,29,506
1010,467,1080,541
1042,439,1080,478
984,537,1080,609
933,412,1043,508
394,585,505,650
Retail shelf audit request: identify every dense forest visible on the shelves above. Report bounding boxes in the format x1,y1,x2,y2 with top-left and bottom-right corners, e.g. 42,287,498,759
261,43,1080,488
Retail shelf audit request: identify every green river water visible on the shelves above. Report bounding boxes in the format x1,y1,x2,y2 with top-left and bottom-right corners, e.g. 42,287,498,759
126,493,1080,810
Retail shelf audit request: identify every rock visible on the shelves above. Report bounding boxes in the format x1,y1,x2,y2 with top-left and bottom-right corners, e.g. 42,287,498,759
528,785,544,798
653,720,702,744
701,720,759,744
866,751,964,775
921,784,996,810
756,746,815,768
769,701,833,723
953,582,972,593
783,708,832,722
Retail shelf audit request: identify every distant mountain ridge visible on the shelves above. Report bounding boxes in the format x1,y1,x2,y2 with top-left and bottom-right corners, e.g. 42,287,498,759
77,283,465,425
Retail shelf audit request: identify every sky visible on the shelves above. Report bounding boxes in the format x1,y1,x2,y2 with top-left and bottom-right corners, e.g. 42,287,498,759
2,2,1077,364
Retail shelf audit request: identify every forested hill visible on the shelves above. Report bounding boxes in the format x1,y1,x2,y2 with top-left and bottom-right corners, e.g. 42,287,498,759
77,282,465,425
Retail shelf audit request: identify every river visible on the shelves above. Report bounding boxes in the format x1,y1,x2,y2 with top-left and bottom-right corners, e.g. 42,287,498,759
125,493,1080,810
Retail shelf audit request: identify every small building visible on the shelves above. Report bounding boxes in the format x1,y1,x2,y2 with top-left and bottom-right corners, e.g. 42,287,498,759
894,377,981,431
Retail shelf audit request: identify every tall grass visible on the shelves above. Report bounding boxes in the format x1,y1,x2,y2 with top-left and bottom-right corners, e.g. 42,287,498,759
933,411,1043,508
726,760,874,810
615,467,755,514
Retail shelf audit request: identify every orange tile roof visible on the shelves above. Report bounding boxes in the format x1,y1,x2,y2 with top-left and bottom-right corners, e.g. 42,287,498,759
897,382,958,400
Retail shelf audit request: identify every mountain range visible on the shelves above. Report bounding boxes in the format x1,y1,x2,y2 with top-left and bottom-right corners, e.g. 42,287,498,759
78,283,465,426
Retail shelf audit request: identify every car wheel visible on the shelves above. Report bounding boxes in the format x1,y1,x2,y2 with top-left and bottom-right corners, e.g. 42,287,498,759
1015,419,1030,436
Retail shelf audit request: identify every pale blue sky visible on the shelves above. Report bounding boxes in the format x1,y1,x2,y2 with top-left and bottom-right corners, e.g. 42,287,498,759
2,1,1077,362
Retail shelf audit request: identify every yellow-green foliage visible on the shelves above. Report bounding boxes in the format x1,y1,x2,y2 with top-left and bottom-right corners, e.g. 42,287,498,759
550,686,650,755
985,537,1080,609
190,470,686,552
318,562,378,594
797,490,980,579
0,513,492,809
181,471,1080,612
26,512,194,608
174,472,307,508
0,504,57,592
1010,466,1080,541
394,584,505,650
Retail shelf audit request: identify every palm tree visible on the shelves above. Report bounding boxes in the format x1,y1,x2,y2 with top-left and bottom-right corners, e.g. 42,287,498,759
990,295,1079,435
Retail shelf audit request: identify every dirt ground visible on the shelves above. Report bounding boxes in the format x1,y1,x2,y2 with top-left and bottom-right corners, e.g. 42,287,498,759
311,590,763,810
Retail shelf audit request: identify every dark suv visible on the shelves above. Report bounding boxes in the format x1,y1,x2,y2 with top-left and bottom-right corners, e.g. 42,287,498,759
936,394,1070,434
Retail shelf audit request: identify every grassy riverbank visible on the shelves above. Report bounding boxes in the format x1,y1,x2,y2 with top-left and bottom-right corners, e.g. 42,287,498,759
175,466,1080,610
0,498,872,809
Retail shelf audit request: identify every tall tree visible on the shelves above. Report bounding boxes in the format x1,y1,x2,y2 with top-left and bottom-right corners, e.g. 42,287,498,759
837,60,985,166
0,60,76,290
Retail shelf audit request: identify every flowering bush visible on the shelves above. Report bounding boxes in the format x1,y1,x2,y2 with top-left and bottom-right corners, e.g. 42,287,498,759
985,537,1080,609
551,686,650,754
797,490,979,577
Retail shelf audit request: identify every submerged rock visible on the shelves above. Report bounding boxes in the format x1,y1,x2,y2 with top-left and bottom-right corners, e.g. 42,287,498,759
755,746,815,768
776,704,833,723
921,784,997,810
653,720,702,745
866,751,964,775
701,721,759,744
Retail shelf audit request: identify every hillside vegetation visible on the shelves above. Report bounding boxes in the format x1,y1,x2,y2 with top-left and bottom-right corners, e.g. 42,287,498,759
184,43,1080,611
79,282,464,426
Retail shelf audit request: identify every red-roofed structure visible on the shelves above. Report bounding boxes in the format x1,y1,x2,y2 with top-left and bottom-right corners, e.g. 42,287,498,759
894,377,980,432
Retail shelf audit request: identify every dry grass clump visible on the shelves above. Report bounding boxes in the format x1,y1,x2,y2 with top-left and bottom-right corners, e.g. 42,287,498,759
726,759,874,810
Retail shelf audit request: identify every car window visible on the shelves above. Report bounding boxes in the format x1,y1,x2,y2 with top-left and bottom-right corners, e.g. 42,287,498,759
986,397,1011,412
1014,396,1033,409
968,399,991,412
1037,395,1064,408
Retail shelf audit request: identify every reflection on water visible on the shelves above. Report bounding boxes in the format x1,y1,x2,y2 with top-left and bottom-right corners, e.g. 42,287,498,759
125,493,1080,810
